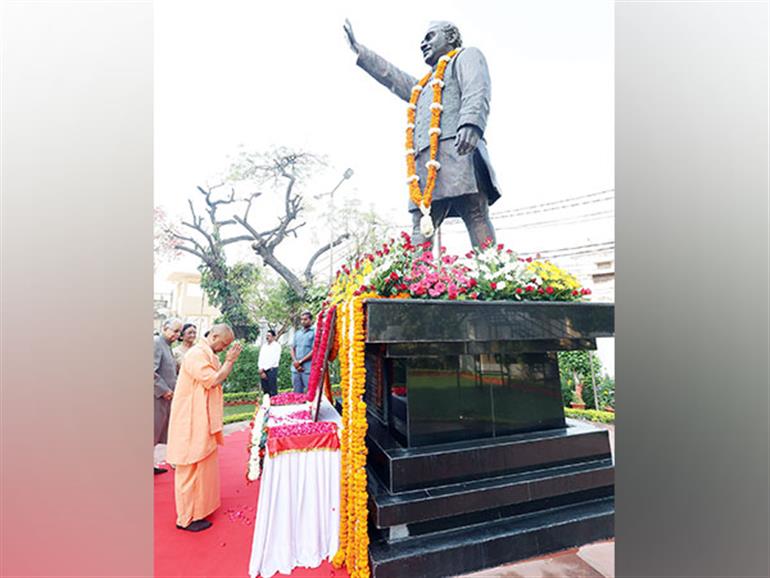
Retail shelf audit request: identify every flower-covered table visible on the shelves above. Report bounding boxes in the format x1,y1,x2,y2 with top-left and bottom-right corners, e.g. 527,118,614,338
248,397,342,578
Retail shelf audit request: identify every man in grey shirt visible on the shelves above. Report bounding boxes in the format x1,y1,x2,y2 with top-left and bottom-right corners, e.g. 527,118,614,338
344,19,501,248
154,317,182,474
291,311,316,393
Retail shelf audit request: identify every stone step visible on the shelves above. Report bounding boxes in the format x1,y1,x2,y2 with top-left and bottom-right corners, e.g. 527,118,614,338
368,497,615,578
367,417,612,493
369,457,614,530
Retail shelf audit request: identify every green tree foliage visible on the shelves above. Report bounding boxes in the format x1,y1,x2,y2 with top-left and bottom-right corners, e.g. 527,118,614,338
222,344,294,393
200,261,261,342
558,350,613,410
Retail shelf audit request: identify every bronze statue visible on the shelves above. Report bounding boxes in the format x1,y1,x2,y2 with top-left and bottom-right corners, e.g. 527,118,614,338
344,19,500,247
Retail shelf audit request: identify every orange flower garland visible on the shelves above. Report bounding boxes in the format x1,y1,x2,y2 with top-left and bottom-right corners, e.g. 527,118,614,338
405,48,460,237
331,292,376,578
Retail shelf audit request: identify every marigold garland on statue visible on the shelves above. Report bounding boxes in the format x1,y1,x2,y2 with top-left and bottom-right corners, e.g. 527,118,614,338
405,49,460,238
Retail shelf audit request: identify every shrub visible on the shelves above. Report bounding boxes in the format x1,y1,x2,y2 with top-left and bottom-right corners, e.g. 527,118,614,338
223,391,259,404
223,411,253,425
558,351,615,411
565,407,615,424
222,344,296,393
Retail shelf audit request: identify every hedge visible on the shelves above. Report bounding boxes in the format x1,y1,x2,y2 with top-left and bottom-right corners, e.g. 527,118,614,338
223,411,254,425
223,391,259,404
221,346,295,393
564,408,615,424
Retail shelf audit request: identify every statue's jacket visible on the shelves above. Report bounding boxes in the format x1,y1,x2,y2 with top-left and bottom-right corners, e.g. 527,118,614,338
357,45,501,214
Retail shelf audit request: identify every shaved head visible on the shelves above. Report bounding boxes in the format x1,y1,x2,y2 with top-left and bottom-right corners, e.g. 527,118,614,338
207,323,235,352
210,323,234,339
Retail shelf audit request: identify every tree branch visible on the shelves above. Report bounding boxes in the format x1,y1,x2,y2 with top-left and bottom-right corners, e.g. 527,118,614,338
303,233,351,281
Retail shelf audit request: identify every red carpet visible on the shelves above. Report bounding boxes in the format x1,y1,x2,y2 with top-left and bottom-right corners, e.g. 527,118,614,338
155,429,349,578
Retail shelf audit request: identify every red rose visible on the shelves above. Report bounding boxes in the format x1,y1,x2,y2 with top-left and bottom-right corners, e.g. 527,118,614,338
545,286,554,295
490,282,498,290
497,243,504,251
572,290,579,296
515,287,523,294
390,272,399,281
538,288,544,294
526,257,533,263
469,278,478,287
368,254,375,262
526,285,535,292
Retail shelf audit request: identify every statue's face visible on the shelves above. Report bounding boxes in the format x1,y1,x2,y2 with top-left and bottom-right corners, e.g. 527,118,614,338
420,25,454,66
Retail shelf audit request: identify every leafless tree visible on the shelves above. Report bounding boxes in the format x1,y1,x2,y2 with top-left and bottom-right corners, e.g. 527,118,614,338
170,148,350,302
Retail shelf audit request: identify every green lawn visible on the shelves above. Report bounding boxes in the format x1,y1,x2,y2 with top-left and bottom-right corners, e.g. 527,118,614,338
224,403,256,418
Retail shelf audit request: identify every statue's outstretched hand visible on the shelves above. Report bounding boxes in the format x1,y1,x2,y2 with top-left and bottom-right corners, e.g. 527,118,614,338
343,19,359,54
455,125,482,156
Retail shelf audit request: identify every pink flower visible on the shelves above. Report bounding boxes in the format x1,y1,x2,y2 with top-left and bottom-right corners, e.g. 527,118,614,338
434,281,446,293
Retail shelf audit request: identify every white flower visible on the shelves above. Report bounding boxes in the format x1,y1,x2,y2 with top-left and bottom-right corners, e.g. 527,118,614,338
430,102,444,111
406,175,419,184
425,160,441,170
406,123,415,129
407,103,417,110
431,78,445,88
412,85,423,93
439,54,452,63
429,127,442,136
405,148,416,156
497,281,507,290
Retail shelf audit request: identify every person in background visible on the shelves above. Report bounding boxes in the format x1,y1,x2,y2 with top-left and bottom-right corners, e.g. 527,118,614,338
154,317,182,475
258,329,281,396
166,324,243,532
290,311,315,393
174,323,197,370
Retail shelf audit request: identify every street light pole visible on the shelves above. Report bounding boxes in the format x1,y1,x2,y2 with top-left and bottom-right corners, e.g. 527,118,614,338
317,168,354,284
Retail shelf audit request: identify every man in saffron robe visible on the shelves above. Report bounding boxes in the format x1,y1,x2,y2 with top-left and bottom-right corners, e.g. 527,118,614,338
166,323,243,532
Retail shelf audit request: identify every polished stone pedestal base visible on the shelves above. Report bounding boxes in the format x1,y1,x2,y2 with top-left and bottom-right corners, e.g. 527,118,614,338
366,418,615,578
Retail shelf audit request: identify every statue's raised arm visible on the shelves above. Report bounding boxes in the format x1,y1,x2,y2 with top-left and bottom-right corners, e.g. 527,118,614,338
343,20,502,249
343,18,359,54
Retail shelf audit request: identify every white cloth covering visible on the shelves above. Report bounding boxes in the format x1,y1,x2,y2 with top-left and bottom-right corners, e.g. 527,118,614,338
248,398,342,578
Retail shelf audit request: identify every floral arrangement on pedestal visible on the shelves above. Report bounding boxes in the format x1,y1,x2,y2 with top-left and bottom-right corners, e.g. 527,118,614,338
329,232,591,303
324,232,592,578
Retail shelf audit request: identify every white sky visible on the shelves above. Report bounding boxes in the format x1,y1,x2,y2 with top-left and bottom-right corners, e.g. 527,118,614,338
154,0,614,281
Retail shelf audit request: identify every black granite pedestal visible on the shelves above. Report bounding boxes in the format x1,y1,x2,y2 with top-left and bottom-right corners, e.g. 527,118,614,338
362,299,615,578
